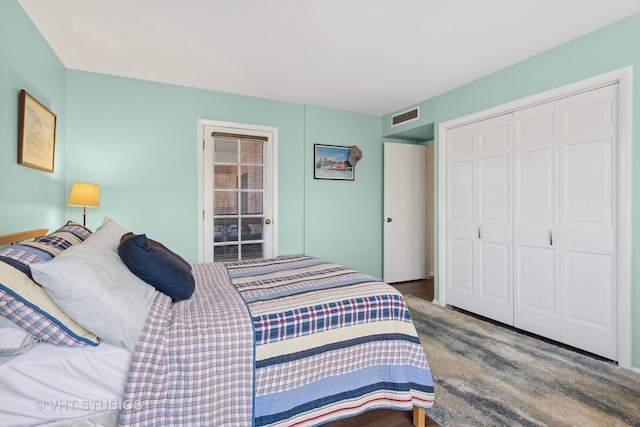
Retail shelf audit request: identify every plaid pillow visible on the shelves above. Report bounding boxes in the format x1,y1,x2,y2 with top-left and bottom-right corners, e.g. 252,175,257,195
0,222,98,347
0,221,91,278
0,263,99,346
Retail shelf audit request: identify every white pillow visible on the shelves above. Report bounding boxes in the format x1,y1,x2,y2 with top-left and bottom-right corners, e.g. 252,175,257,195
31,217,158,351
0,261,99,346
84,216,130,251
0,316,33,356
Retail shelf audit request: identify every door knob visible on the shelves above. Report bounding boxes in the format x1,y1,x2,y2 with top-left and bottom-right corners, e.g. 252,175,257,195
265,219,271,225
386,218,392,223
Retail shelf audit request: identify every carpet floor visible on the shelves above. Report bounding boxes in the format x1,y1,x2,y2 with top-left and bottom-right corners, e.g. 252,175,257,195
405,294,640,427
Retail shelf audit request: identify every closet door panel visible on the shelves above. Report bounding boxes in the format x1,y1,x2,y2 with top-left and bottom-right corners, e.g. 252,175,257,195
479,241,510,302
449,161,474,222
513,101,561,340
517,149,554,224
476,115,513,324
565,252,614,328
448,132,473,156
446,125,478,310
449,238,474,292
446,114,513,323
479,125,510,150
517,246,555,314
516,112,555,147
479,155,510,222
559,84,618,359
563,94,615,142
564,140,613,230
478,151,512,321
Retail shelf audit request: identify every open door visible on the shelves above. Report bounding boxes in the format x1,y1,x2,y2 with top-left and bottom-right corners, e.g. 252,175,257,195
383,142,427,283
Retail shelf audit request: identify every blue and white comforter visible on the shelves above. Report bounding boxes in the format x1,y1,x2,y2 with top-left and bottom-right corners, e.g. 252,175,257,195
119,256,434,426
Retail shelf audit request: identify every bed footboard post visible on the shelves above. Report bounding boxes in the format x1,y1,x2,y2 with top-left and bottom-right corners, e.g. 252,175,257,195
412,407,426,427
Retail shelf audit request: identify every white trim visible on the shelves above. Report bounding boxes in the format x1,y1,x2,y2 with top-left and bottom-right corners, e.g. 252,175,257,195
197,120,206,263
437,66,633,368
616,66,633,369
197,119,278,263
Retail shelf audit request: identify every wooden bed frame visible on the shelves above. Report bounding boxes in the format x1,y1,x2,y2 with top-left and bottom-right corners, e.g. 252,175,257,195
0,228,48,245
413,407,427,426
0,228,428,427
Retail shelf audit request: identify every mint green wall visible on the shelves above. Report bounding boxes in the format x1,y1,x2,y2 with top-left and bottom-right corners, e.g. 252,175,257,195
0,1,67,233
66,72,382,276
66,71,306,262
303,105,383,277
1,0,383,277
384,12,640,368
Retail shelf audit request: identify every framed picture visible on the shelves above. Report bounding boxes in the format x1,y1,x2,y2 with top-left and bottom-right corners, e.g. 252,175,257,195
18,89,57,173
314,144,354,181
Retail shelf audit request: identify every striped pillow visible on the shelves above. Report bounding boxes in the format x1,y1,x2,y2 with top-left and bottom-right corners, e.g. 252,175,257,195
0,263,99,346
0,222,91,278
0,222,98,347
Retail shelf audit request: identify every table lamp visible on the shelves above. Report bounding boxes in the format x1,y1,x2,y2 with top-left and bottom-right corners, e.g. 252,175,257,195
67,182,100,226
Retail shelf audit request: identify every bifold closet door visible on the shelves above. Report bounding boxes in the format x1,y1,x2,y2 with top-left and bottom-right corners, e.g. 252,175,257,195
514,84,618,360
558,84,618,359
513,100,561,342
446,114,513,324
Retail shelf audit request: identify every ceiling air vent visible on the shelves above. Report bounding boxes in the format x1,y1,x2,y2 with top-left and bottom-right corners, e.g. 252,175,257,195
391,107,419,127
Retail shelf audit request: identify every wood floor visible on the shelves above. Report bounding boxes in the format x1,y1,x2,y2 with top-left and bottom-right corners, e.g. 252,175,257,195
324,277,439,427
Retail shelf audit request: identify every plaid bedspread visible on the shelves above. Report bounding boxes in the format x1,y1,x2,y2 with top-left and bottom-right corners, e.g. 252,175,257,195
119,263,254,426
119,256,434,427
226,256,435,427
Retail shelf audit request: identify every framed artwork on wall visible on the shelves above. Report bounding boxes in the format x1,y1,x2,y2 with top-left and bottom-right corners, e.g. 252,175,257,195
18,89,57,173
314,144,354,181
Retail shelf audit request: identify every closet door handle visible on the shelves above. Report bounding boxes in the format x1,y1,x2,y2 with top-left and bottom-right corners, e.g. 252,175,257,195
549,229,553,246
478,226,482,240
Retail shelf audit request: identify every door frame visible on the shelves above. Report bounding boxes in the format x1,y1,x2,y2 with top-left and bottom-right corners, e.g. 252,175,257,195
437,66,633,368
197,119,279,263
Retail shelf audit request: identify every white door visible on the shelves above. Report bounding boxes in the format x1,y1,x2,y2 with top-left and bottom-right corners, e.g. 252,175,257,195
446,114,513,324
383,142,427,283
201,124,276,262
558,84,618,359
513,100,562,341
440,69,631,365
509,84,617,359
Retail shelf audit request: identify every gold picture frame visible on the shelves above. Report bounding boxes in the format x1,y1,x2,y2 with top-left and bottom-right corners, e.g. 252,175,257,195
18,89,57,173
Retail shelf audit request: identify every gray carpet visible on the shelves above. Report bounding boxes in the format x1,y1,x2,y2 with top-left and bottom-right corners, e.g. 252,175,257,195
405,294,640,427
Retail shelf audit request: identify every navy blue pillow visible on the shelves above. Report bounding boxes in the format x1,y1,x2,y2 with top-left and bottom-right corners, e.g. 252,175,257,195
118,233,195,302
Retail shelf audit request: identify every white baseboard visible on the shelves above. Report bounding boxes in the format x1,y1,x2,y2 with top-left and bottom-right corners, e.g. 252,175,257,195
628,365,640,374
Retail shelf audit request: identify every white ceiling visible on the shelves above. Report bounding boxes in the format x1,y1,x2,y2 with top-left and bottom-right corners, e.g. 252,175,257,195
18,0,640,116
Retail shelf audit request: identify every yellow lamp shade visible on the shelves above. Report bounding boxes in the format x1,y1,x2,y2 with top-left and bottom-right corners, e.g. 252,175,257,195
68,182,100,227
68,182,100,207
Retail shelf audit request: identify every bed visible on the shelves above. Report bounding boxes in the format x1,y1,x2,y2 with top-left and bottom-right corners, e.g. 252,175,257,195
0,218,434,426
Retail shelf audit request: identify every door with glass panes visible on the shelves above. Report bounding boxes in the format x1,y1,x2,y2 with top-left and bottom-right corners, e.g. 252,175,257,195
202,125,275,262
